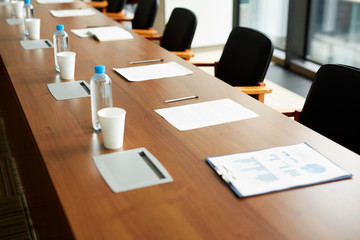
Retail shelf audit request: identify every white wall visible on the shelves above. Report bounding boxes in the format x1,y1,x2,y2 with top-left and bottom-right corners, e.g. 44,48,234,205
159,0,233,48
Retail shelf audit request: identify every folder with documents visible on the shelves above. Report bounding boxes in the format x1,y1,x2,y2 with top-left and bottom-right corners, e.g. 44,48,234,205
206,143,352,197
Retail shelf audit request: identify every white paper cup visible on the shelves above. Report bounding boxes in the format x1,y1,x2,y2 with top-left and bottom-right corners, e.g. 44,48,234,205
56,51,76,80
13,1,24,18
25,18,40,40
98,108,126,149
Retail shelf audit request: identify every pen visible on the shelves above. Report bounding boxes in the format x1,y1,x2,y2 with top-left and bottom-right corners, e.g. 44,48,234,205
139,151,165,179
164,95,199,103
86,25,109,28
80,81,91,95
44,40,52,47
129,58,164,64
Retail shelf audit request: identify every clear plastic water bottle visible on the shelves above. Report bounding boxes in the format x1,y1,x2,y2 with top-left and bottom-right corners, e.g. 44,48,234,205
53,24,70,72
23,0,34,36
90,65,113,131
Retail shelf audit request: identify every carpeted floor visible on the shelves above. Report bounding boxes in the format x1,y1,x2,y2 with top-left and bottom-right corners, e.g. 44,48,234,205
0,114,35,240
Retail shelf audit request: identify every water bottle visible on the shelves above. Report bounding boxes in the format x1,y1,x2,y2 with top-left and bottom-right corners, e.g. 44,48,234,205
23,0,34,36
90,65,113,131
53,24,70,72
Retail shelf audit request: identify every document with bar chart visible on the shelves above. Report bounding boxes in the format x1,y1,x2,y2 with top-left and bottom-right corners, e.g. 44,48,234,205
206,143,352,197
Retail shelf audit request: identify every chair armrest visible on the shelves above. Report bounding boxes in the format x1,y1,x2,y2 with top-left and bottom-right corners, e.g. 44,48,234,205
234,82,272,103
279,108,301,121
143,34,162,41
191,62,216,67
105,11,126,20
234,85,272,95
132,28,158,36
170,49,195,60
115,16,133,22
85,1,108,13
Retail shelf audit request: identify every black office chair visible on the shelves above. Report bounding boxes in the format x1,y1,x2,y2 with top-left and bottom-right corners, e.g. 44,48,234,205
193,27,274,102
283,64,360,154
116,0,159,36
103,0,127,20
144,7,197,60
86,0,108,13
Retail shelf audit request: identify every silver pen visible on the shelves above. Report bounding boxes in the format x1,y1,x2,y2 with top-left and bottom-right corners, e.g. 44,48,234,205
164,95,199,103
129,59,164,64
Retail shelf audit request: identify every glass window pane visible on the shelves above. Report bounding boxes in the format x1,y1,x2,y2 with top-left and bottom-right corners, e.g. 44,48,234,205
239,0,289,50
307,0,360,67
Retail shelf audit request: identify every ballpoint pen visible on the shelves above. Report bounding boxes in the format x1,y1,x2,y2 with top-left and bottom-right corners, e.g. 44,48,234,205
164,95,199,103
86,25,109,28
129,59,164,64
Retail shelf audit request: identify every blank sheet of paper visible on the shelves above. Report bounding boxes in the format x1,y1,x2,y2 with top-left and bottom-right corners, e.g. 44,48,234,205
50,8,96,17
37,0,74,4
113,61,193,81
71,26,133,41
155,98,259,131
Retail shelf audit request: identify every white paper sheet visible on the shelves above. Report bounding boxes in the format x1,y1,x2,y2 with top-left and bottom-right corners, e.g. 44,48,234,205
113,61,193,81
71,26,134,41
50,8,96,17
155,98,259,131
206,143,352,197
37,0,74,4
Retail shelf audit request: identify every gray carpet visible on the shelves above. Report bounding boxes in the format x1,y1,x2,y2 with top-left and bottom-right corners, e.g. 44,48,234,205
0,114,35,240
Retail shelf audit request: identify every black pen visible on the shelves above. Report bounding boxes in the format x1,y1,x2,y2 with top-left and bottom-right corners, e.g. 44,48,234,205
80,81,91,95
44,40,52,47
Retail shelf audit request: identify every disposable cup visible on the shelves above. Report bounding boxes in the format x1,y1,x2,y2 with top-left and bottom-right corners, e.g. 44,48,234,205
26,18,40,40
56,51,76,80
13,1,24,18
98,108,126,149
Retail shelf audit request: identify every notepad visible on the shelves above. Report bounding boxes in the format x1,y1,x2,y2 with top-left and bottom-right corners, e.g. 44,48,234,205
206,143,352,198
6,18,23,25
113,61,193,81
93,148,173,193
155,98,259,131
47,80,91,100
0,2,11,6
20,39,53,50
72,26,134,41
50,8,96,17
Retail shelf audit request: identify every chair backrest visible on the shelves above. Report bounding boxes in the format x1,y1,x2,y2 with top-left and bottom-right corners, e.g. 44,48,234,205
299,64,360,154
106,0,126,13
160,8,197,51
215,27,274,86
132,0,158,29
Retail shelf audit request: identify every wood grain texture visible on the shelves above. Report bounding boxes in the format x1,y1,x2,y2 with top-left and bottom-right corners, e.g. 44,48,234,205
1,2,360,240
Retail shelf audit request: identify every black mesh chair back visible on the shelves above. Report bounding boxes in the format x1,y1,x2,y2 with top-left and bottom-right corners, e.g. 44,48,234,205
215,27,274,86
106,0,126,13
160,8,197,51
299,64,360,154
132,0,158,29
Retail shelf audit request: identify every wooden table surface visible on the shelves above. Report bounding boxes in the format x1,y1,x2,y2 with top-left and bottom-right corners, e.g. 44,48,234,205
1,1,360,239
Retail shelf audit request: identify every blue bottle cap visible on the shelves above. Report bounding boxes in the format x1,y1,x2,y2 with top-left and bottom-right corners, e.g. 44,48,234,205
24,0,30,4
95,65,106,74
56,24,64,31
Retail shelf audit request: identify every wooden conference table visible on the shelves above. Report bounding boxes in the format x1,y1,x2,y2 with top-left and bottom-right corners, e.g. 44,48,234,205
1,1,360,240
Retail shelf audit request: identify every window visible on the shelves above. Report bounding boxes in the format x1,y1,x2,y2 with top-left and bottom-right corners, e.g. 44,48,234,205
238,0,289,50
307,0,360,67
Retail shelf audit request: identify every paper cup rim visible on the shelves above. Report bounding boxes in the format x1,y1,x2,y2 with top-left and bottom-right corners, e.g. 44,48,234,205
56,51,76,57
98,107,126,119
25,18,40,22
